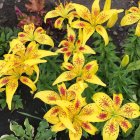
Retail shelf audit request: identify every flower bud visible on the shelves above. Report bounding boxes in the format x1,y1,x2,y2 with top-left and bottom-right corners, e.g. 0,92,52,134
121,54,129,67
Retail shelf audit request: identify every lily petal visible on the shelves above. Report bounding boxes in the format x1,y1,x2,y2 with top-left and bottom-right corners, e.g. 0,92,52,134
96,25,109,46
18,32,29,44
81,121,98,135
24,59,47,66
71,20,90,28
103,0,111,10
24,23,35,35
103,119,119,140
117,116,132,133
69,122,82,140
107,13,118,28
0,77,10,88
54,17,65,29
67,25,76,43
113,93,123,110
58,83,67,100
135,20,140,36
128,7,140,13
121,13,140,26
92,0,100,17
34,90,60,104
92,92,113,111
20,76,37,93
53,71,76,85
43,106,60,124
33,65,39,83
119,103,140,119
44,10,59,22
78,44,96,54
51,122,66,132
6,79,18,110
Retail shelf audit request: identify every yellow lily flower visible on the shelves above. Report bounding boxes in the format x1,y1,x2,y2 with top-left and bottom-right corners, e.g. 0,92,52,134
53,53,106,87
92,92,140,140
51,93,98,140
18,23,54,46
121,1,140,36
71,0,123,45
34,82,88,133
44,2,77,29
57,25,96,62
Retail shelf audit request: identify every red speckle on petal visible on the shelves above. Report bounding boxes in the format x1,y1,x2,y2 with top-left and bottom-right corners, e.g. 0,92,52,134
1,79,9,84
57,20,61,25
37,29,43,33
48,96,56,101
66,52,71,56
78,22,85,27
64,42,69,47
75,99,80,109
85,64,92,70
51,108,59,115
121,121,129,129
98,113,107,120
60,87,66,96
19,34,25,37
82,122,91,130
79,46,85,51
69,35,74,42
109,123,115,133
115,96,120,105
62,47,68,52
67,65,73,70
22,78,28,83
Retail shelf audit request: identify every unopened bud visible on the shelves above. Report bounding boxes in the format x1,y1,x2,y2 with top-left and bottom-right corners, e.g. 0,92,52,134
121,55,129,67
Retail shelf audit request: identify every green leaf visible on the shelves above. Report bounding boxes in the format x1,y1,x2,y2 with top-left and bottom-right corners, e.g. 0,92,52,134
127,60,140,72
0,32,5,42
24,118,34,139
0,134,18,140
10,121,25,137
134,124,140,140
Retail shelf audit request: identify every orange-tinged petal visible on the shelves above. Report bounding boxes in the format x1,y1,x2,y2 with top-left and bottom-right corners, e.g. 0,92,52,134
96,25,109,46
65,3,75,13
58,83,67,100
59,110,76,133
24,23,35,35
83,60,98,74
117,116,132,133
44,10,60,22
92,92,113,111
113,93,123,109
62,62,74,70
18,32,29,43
34,90,60,104
58,40,70,47
6,79,18,110
51,122,66,132
67,25,76,43
135,20,140,36
20,76,37,93
121,13,140,26
72,3,91,21
103,0,111,10
128,7,140,13
53,71,76,85
64,52,72,62
96,10,114,24
81,122,98,135
0,77,10,88
84,74,106,87
35,34,54,47
73,53,85,69
71,20,90,29
78,44,96,54
43,106,60,124
34,27,45,35
119,103,140,118
92,0,100,17
82,27,95,45
69,122,82,140
54,17,64,29
103,119,119,140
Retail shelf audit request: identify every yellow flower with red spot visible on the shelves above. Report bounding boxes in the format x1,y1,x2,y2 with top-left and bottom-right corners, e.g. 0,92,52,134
53,53,106,87
121,1,140,36
71,0,123,45
57,25,96,62
44,2,77,29
18,23,54,46
35,82,98,140
92,92,140,140
34,82,88,134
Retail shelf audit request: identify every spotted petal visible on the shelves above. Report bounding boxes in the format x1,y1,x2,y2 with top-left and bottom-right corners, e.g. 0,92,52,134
53,71,76,85
78,44,96,54
103,119,119,140
71,20,90,29
54,17,65,29
34,90,60,104
69,122,82,140
81,122,98,135
119,103,140,119
58,83,67,100
51,122,66,132
6,79,18,110
113,93,123,110
117,116,132,133
121,13,140,26
43,106,60,124
67,25,76,43
92,0,100,17
92,92,113,111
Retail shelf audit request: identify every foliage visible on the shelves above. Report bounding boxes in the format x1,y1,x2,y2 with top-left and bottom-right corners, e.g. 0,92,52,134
0,119,56,140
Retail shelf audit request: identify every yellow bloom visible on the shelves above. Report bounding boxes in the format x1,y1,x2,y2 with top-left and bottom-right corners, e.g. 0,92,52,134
44,2,77,29
121,1,140,36
92,92,140,140
34,82,88,133
71,0,123,45
53,53,106,87
18,23,54,46
57,25,96,62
